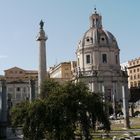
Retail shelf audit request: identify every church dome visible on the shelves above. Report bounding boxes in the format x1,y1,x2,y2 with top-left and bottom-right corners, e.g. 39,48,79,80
80,28,118,47
78,9,118,49
76,8,121,73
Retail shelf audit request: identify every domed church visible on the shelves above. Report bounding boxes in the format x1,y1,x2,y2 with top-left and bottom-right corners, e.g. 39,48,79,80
75,8,129,104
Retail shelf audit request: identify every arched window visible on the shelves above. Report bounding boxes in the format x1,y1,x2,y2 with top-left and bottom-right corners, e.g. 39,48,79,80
134,69,136,73
134,75,136,79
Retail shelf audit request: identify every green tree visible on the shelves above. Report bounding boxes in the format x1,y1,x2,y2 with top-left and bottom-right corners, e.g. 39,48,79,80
11,100,47,140
45,92,75,140
11,79,110,140
11,101,29,127
40,78,61,99
43,81,110,140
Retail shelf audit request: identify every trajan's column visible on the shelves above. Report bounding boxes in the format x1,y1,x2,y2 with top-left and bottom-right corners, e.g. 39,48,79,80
37,20,47,95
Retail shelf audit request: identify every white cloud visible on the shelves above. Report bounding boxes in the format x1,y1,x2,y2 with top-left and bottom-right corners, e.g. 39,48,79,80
0,55,8,59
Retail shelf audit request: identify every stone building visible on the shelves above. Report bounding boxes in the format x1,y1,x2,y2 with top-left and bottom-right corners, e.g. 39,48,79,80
49,61,76,83
127,57,140,114
1,62,75,106
74,9,129,104
127,57,140,88
0,67,39,106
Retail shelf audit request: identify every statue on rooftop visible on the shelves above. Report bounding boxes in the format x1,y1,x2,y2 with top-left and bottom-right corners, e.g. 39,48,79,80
40,20,44,29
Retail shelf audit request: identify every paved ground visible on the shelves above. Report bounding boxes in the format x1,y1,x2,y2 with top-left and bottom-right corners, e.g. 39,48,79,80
6,127,23,140
5,118,140,139
93,129,140,136
6,128,140,140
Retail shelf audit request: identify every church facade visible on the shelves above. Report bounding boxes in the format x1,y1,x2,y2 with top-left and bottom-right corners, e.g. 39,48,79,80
74,9,129,104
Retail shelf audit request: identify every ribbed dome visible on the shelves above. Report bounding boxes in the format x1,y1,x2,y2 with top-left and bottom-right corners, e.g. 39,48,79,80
78,28,118,48
78,9,118,49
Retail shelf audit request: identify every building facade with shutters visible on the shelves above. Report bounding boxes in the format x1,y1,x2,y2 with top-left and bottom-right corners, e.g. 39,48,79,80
127,57,140,88
49,61,77,83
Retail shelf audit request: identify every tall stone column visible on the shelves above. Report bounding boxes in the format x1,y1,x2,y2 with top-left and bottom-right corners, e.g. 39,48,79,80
92,70,98,93
0,80,7,138
29,79,36,102
102,84,105,102
122,84,130,129
112,81,116,118
37,20,47,95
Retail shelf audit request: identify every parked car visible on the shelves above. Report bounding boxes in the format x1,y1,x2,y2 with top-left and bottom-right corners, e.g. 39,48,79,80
132,136,140,140
109,115,116,120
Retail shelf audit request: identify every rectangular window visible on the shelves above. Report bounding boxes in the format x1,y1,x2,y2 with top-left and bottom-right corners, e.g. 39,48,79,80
86,54,91,64
102,54,107,63
134,69,136,73
130,82,133,87
138,81,140,87
134,81,137,87
16,87,20,92
78,58,80,66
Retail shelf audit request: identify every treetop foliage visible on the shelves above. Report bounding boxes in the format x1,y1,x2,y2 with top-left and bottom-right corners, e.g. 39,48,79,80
11,79,110,140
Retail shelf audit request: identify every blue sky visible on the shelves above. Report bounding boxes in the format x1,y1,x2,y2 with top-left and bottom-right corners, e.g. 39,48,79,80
0,0,140,75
